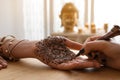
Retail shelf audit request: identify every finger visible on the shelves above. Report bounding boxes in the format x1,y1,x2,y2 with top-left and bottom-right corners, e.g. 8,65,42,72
54,59,101,70
77,60,101,68
0,56,7,63
64,38,83,50
0,56,8,68
84,36,102,44
0,65,2,70
74,58,101,68
83,40,107,55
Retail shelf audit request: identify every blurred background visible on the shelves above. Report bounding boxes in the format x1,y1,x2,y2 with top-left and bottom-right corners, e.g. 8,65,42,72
0,0,120,42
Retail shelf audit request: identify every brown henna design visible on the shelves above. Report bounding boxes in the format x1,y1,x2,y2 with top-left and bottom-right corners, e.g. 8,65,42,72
35,36,76,65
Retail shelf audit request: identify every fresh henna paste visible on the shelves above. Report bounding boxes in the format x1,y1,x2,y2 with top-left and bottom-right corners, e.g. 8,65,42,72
35,36,76,65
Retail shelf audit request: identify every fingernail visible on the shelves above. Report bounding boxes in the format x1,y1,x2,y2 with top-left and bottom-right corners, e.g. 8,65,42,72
3,63,7,66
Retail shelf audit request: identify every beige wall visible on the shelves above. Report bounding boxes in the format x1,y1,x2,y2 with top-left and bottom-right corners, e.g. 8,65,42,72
0,0,24,39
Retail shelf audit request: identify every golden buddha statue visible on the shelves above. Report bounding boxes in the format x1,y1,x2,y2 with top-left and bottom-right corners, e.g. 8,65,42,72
59,3,79,33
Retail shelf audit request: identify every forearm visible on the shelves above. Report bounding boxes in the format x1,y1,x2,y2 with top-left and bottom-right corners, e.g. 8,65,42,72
8,40,38,58
0,37,38,60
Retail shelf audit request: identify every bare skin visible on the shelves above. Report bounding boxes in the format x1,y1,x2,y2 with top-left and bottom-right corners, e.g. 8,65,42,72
0,56,7,69
83,36,120,70
0,36,100,70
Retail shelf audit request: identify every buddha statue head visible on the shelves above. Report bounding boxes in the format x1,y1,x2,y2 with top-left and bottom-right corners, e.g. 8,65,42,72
59,2,79,33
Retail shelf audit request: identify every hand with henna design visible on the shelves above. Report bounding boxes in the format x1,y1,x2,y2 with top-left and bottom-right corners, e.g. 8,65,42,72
0,36,100,70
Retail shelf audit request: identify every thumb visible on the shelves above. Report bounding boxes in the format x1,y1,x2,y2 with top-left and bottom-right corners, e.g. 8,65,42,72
83,40,107,55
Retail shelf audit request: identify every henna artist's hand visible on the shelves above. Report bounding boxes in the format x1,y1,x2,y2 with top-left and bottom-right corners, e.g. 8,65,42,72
83,36,120,70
